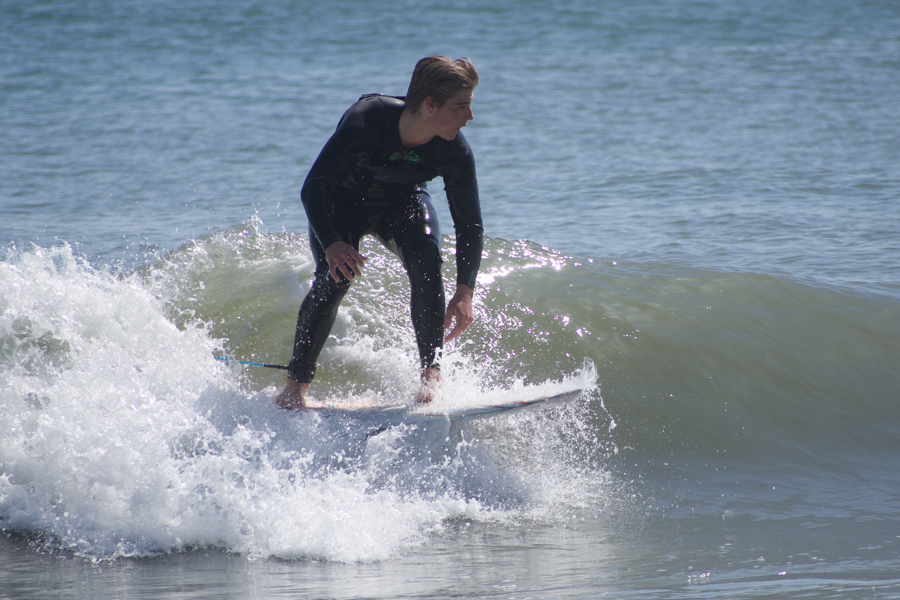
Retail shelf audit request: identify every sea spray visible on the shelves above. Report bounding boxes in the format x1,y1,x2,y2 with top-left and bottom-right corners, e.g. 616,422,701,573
1,242,610,561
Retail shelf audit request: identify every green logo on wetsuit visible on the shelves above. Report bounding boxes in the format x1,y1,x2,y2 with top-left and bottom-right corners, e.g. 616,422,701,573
389,150,421,164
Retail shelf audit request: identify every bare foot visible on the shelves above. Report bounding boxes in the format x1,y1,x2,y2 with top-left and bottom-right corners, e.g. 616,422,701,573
417,368,441,404
275,379,310,410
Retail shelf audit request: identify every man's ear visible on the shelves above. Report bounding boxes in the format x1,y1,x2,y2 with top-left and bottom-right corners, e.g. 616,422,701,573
423,96,439,115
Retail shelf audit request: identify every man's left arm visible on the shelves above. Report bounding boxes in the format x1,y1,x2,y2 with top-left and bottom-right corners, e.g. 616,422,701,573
443,137,484,341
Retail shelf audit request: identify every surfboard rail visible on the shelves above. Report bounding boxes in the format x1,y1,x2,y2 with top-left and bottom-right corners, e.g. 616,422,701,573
408,388,583,422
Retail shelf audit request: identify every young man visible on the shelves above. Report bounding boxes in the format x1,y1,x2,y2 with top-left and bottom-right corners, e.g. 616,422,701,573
276,56,484,410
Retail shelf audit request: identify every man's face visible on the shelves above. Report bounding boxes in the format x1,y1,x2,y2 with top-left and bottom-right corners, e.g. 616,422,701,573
433,89,475,141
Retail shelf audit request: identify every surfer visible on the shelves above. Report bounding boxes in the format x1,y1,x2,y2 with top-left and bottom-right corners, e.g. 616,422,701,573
276,56,484,410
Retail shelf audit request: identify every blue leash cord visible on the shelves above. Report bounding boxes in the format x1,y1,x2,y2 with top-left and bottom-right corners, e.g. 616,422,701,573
214,357,289,370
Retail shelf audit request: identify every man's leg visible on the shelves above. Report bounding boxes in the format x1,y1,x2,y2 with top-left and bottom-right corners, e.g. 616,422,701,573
277,222,361,409
378,191,446,401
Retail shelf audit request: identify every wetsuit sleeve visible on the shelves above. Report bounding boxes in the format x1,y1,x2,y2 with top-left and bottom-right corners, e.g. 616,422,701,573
443,137,484,289
301,101,381,249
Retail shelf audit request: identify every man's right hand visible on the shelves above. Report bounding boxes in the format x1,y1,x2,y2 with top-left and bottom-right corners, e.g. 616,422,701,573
324,241,367,282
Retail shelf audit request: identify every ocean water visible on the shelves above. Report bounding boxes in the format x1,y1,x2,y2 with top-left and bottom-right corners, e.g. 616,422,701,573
2,0,900,598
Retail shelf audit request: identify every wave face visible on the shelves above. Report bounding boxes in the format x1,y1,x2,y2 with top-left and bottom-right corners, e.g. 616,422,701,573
1,225,898,564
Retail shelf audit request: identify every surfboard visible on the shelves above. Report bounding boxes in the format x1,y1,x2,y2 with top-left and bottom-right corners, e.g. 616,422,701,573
405,388,583,423
288,388,584,424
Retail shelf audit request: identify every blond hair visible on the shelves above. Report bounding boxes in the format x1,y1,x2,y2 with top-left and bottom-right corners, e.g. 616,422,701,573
405,56,479,113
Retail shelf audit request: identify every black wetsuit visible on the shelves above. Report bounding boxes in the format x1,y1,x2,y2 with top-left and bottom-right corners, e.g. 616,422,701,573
287,94,484,383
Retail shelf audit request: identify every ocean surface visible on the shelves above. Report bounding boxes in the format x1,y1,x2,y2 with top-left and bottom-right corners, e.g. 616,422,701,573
2,0,900,598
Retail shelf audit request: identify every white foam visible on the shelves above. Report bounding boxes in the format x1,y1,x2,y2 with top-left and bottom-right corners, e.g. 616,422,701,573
1,245,605,562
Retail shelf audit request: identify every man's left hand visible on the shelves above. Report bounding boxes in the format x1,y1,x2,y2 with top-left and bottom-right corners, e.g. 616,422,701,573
444,284,475,343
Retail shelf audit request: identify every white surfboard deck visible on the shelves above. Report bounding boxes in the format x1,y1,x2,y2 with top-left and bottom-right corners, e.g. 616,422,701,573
281,388,583,424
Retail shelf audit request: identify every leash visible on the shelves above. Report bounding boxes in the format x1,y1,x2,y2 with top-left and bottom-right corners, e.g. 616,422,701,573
214,357,289,370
